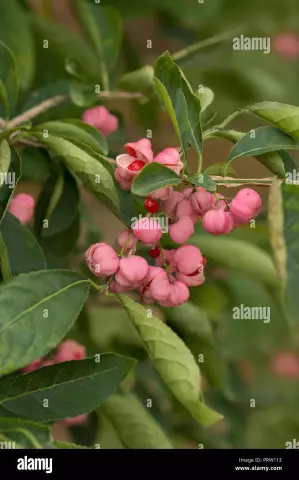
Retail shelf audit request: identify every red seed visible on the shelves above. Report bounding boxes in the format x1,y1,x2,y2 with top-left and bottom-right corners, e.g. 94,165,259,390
202,257,207,267
128,160,145,171
148,246,160,258
144,197,160,213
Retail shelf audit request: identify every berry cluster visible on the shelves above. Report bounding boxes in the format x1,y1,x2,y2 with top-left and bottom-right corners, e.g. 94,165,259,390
85,138,262,307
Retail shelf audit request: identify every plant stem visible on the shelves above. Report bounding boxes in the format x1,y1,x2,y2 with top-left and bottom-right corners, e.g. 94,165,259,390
6,91,145,129
172,28,242,62
218,110,244,129
211,176,277,187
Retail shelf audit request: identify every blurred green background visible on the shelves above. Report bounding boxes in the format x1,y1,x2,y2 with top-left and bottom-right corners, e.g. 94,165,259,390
4,0,299,448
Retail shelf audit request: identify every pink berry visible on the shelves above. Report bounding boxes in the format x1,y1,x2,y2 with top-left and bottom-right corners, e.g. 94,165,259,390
8,193,35,225
163,191,184,216
64,414,87,426
173,245,204,275
271,352,299,378
176,271,205,287
202,210,234,235
169,216,194,244
125,138,153,163
22,358,43,373
132,217,162,244
118,255,149,286
85,243,119,276
55,340,86,363
176,199,197,223
168,280,190,306
150,187,173,200
190,188,215,216
117,230,137,250
154,148,184,175
149,271,171,301
114,168,132,190
82,106,118,138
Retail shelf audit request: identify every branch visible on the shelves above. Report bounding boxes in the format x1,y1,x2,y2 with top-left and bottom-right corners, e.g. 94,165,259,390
211,176,287,187
6,91,145,129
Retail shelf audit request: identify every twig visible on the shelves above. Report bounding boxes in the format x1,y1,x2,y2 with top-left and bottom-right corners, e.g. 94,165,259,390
6,91,145,129
211,176,283,187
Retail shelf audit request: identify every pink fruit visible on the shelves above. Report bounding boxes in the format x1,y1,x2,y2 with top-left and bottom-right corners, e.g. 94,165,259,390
117,230,137,250
273,33,299,59
125,138,153,163
149,271,171,301
150,186,173,200
176,271,205,287
118,255,149,285
154,148,184,175
82,106,118,137
22,358,43,373
132,217,162,244
168,280,190,305
176,199,197,222
8,193,35,225
169,216,194,244
271,352,299,378
85,243,119,276
163,191,184,216
174,245,204,275
55,340,86,363
114,168,132,190
202,210,234,235
64,414,87,426
190,188,215,216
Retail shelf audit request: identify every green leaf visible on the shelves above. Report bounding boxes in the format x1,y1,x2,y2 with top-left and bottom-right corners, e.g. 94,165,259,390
26,132,119,215
0,417,50,449
131,162,181,196
197,86,214,113
0,140,11,177
38,212,81,259
0,148,21,225
0,213,46,276
183,173,216,191
0,354,136,422
192,235,279,288
35,167,79,238
282,183,299,322
69,82,98,108
268,179,286,284
74,2,122,88
204,162,237,178
0,0,35,91
154,51,202,164
52,440,88,449
227,126,299,177
0,41,18,118
246,102,299,139
211,129,286,178
117,66,157,101
101,392,173,449
32,120,108,157
115,294,222,426
0,269,90,375
31,17,100,83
